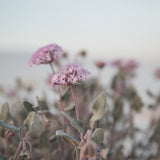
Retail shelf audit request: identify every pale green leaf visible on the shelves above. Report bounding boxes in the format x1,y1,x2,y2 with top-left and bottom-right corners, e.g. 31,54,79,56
23,112,36,131
89,93,106,129
61,111,83,132
56,130,79,146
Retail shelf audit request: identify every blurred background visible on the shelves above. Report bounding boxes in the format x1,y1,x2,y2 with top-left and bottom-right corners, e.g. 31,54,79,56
0,0,159,98
0,1,160,159
0,0,160,58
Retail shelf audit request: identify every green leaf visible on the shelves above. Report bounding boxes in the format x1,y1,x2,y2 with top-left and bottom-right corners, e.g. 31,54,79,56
0,103,10,138
23,98,48,113
61,87,71,102
32,96,40,111
0,126,4,138
23,112,36,131
39,130,49,148
131,96,143,112
38,100,48,110
0,154,8,160
64,103,75,112
56,130,79,146
146,90,155,98
100,148,109,159
49,135,60,143
0,102,10,121
64,103,77,118
49,135,61,150
23,101,35,112
61,111,84,132
92,128,104,146
89,92,106,129
113,96,123,122
0,121,20,132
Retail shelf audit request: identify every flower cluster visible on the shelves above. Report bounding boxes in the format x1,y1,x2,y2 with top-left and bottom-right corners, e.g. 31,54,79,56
29,44,63,66
110,59,123,67
51,64,90,86
110,59,138,72
122,59,139,72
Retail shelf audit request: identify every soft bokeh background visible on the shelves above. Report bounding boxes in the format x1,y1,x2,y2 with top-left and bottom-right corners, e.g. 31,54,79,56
0,2,160,158
0,0,160,96
0,0,160,58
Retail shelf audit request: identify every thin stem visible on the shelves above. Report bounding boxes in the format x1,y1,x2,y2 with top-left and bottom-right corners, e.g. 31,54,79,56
5,130,13,158
49,63,64,112
70,86,79,120
73,143,79,160
26,139,32,154
57,142,64,160
49,63,66,125
58,87,64,111
14,141,23,160
49,63,55,74
80,132,83,141
5,137,9,158
22,140,26,152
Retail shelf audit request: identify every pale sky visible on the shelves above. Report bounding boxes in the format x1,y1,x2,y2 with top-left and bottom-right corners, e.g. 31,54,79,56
0,0,160,61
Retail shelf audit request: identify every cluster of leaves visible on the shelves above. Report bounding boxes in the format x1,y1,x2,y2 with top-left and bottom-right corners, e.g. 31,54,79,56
0,83,108,160
0,52,160,160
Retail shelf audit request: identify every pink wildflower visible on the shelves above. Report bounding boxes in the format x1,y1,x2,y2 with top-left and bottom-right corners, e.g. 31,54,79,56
122,59,139,72
155,68,160,79
110,59,138,72
110,59,123,67
62,52,68,58
51,63,90,86
79,50,87,57
95,61,106,69
29,44,63,66
6,89,16,98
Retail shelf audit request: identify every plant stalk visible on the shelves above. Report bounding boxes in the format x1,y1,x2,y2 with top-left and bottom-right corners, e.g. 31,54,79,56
70,86,79,120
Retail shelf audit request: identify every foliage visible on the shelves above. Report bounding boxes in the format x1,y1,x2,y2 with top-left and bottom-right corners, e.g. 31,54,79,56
0,47,160,160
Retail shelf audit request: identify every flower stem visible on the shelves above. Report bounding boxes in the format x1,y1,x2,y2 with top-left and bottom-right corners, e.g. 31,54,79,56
73,143,79,160
58,87,64,111
49,63,55,74
70,86,79,120
49,63,64,111
5,137,9,158
5,130,14,158
14,141,23,160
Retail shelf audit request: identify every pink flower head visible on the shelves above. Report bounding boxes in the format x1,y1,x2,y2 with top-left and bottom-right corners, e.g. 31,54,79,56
110,59,123,67
94,61,106,69
79,50,87,57
29,44,63,66
51,63,90,86
122,59,139,72
155,68,160,79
